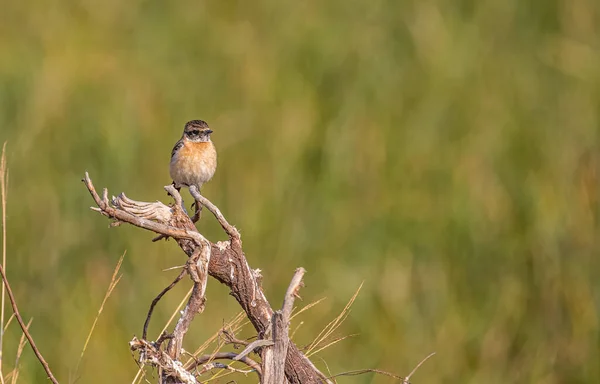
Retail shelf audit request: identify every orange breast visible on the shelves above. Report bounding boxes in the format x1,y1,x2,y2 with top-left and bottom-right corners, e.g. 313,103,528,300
170,141,217,188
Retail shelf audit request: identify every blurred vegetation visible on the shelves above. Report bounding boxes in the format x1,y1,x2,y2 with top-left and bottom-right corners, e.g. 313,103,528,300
1,0,600,383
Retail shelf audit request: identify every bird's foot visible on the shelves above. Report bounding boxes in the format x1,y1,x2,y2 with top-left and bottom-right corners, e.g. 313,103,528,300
191,201,203,223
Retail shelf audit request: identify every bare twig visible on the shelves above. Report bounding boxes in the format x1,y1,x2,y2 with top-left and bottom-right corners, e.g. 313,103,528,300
196,361,253,376
188,186,238,239
0,254,58,383
220,328,249,348
187,351,262,377
143,268,186,340
232,339,273,361
403,352,436,383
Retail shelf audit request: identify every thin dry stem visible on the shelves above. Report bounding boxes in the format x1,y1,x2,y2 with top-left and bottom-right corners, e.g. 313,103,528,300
326,351,435,383
290,297,326,321
232,339,273,361
404,352,436,383
76,252,124,376
328,368,403,380
2,314,14,334
0,142,8,384
306,283,362,356
0,146,57,383
184,312,247,370
9,318,32,384
0,250,58,383
187,351,262,377
143,268,186,340
308,334,358,356
196,361,254,377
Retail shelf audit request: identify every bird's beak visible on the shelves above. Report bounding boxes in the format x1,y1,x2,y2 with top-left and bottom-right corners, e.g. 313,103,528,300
206,130,213,134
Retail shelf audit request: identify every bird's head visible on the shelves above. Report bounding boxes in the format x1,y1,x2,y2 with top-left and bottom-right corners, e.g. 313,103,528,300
184,120,213,142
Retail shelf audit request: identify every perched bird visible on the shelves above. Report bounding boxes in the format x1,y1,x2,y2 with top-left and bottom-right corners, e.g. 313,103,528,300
170,120,217,197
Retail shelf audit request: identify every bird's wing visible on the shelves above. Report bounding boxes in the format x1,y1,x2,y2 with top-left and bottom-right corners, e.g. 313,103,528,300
171,139,184,159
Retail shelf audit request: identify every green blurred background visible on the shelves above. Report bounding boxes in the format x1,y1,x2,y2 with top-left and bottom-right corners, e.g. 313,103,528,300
1,0,600,383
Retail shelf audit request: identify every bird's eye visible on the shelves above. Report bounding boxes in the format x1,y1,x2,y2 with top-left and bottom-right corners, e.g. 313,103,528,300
190,130,200,136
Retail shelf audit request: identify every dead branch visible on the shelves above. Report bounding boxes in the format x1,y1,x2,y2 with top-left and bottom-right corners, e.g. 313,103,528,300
188,185,238,238
83,173,328,383
232,339,273,362
263,268,306,384
130,338,197,384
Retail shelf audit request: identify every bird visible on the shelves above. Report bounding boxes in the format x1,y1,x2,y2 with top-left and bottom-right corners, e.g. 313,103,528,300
170,120,217,218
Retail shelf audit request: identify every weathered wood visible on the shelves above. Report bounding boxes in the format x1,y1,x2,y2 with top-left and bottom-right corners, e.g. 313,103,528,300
83,173,329,384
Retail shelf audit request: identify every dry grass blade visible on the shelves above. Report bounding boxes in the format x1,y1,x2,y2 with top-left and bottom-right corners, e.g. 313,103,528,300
328,368,403,380
327,352,436,383
180,312,251,383
162,265,186,272
0,142,8,384
290,297,326,321
290,321,304,340
307,333,358,357
2,314,14,334
184,311,247,369
204,368,236,382
404,352,436,383
9,318,33,384
314,356,336,384
306,283,363,355
75,251,125,376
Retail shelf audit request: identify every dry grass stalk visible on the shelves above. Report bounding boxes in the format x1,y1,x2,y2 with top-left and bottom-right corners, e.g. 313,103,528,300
75,252,125,376
306,282,363,356
2,315,14,335
0,144,58,383
7,318,33,384
0,142,8,384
